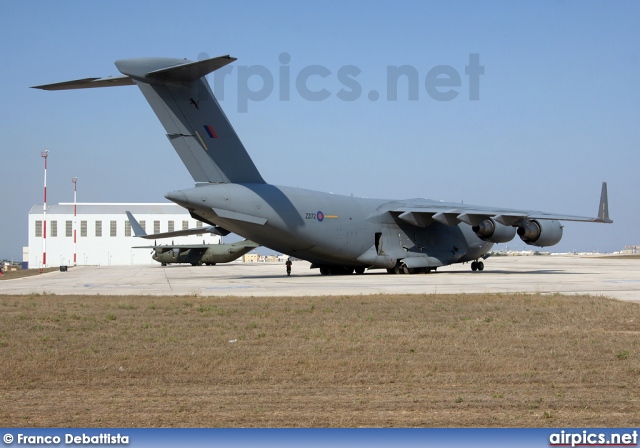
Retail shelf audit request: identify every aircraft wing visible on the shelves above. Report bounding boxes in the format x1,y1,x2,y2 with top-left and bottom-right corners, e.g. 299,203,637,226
132,227,227,239
125,211,229,239
132,245,210,254
392,182,612,227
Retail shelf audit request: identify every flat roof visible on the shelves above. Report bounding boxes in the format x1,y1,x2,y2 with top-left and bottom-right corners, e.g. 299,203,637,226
28,203,189,215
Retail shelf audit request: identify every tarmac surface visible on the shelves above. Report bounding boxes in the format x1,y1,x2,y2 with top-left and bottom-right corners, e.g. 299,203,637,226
1,255,640,302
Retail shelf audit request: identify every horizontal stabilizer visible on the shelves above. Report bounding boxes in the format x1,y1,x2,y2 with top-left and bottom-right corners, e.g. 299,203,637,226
145,55,236,82
32,56,235,90
32,75,134,91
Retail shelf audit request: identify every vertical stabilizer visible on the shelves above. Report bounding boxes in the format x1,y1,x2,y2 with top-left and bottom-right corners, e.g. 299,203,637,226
33,55,265,185
125,211,147,237
116,56,264,184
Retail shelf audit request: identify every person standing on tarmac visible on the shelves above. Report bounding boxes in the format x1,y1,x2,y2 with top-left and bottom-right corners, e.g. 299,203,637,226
285,258,292,276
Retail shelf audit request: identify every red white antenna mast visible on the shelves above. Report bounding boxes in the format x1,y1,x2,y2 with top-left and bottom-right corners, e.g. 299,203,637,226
41,150,49,267
72,177,78,266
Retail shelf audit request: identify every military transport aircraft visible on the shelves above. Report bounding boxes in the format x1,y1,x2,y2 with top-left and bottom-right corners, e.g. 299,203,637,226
125,211,258,266
34,54,612,275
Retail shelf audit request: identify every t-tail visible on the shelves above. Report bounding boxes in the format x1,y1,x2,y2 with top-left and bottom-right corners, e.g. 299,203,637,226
33,55,264,185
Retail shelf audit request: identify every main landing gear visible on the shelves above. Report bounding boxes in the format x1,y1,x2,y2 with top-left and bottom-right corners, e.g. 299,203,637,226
470,260,484,271
386,264,436,275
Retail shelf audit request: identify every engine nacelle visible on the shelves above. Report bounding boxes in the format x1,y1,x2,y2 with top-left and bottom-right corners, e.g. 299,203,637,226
472,218,516,243
517,219,563,247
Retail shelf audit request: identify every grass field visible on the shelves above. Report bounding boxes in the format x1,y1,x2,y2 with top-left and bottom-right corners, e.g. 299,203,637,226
0,267,60,281
0,293,638,427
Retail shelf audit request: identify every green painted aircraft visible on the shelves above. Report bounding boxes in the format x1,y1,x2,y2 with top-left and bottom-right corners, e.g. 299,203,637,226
126,211,258,266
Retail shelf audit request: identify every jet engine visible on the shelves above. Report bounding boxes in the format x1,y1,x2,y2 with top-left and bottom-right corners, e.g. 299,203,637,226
517,219,563,247
472,218,516,243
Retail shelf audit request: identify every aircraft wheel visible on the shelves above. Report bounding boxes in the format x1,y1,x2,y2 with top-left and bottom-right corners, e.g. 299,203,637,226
354,267,366,275
394,265,402,275
424,267,431,274
471,261,478,271
477,261,484,271
161,263,167,266
320,267,330,276
403,265,420,275
387,268,395,274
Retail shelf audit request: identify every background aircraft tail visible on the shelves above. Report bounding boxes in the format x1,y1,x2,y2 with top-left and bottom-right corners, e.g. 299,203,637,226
34,55,265,184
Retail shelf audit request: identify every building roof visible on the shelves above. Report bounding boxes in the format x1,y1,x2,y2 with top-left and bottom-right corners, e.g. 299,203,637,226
28,203,189,215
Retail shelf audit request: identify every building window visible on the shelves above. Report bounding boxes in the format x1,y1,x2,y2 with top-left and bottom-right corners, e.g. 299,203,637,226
81,221,87,237
35,220,42,237
182,220,189,230
110,220,117,237
196,220,203,236
95,221,102,237
154,220,160,234
168,220,174,232
51,220,57,237
66,221,72,237
139,220,146,233
125,222,131,237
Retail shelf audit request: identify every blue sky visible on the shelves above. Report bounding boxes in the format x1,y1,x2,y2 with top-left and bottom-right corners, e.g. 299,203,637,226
1,0,638,260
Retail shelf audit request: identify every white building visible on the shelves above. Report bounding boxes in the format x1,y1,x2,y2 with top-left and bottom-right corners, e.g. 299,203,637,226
26,203,221,267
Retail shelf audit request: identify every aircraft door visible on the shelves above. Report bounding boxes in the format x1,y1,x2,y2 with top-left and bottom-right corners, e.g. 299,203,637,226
376,225,404,259
375,232,383,255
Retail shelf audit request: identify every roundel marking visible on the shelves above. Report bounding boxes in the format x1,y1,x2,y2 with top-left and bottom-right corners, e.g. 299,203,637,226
317,211,324,222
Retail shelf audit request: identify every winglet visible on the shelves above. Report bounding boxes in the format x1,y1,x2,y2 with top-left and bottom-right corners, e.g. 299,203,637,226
598,182,612,223
125,211,148,237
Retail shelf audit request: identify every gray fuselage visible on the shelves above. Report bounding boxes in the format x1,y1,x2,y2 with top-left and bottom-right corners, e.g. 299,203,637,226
166,183,492,269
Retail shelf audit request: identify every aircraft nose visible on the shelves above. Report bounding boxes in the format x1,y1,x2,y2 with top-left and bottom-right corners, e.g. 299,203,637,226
165,190,188,206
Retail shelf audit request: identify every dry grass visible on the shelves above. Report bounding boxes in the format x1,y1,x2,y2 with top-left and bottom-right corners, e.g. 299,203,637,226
0,293,639,427
0,267,60,281
597,254,640,259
